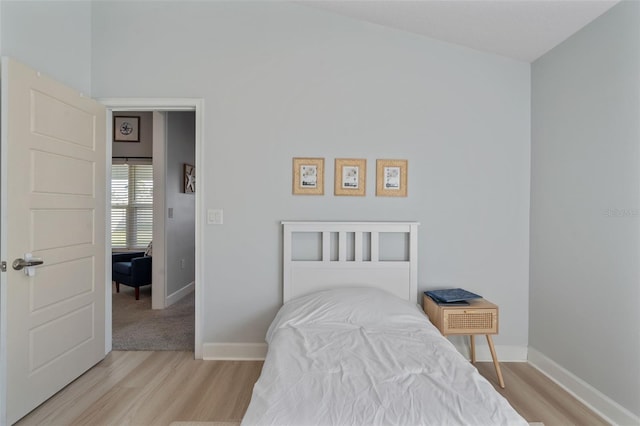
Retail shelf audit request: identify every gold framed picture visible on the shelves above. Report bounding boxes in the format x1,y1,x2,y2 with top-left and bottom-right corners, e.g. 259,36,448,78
293,157,324,195
334,158,366,196
376,159,407,197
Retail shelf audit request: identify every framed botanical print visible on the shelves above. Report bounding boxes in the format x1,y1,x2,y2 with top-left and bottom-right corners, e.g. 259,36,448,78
376,159,407,197
334,158,366,196
293,157,324,195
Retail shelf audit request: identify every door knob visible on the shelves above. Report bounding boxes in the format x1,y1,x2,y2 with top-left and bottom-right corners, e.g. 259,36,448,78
12,256,44,270
12,253,43,277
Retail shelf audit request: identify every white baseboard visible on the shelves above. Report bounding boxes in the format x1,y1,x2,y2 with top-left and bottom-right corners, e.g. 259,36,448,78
528,348,639,426
203,343,267,361
166,281,194,307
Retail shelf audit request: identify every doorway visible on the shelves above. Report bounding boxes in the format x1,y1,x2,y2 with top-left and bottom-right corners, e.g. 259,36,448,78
102,98,204,358
111,110,196,351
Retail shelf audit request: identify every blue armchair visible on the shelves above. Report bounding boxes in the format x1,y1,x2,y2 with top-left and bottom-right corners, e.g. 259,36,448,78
112,252,152,300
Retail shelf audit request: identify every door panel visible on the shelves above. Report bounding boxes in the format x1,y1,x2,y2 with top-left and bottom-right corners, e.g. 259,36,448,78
32,257,95,310
1,57,106,424
32,209,95,249
31,151,95,196
30,304,95,371
31,90,96,149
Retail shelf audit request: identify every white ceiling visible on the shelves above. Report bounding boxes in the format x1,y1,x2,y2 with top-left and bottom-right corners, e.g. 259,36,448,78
298,0,619,62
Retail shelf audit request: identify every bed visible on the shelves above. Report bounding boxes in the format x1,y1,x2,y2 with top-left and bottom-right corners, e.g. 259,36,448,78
242,221,528,426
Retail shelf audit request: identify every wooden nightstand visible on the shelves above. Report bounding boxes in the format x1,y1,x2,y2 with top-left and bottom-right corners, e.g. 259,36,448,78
423,295,505,388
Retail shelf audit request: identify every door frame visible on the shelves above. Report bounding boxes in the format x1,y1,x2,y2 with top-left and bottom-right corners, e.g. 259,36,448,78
101,98,204,359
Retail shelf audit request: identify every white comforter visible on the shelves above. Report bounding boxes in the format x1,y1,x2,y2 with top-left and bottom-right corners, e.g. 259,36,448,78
242,288,528,426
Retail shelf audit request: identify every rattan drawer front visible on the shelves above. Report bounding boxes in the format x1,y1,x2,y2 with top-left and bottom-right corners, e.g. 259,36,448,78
443,309,497,334
448,312,493,330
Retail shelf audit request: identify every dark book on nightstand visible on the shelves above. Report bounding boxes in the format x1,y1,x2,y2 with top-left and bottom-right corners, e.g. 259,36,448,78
425,288,482,304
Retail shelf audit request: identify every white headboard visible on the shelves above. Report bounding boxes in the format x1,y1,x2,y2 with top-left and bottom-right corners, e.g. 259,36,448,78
282,221,420,303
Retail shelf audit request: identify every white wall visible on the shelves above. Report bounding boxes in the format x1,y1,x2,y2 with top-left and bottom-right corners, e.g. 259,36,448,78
530,1,640,420
165,111,196,298
91,1,531,353
0,1,92,95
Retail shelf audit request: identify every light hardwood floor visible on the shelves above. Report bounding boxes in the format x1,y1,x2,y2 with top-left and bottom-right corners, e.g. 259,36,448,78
475,362,609,426
16,351,608,426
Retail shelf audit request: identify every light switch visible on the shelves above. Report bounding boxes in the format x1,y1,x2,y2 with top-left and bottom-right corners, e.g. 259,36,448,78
208,209,223,225
168,207,174,218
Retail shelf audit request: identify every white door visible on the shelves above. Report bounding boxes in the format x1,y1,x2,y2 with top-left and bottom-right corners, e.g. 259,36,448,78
1,58,107,424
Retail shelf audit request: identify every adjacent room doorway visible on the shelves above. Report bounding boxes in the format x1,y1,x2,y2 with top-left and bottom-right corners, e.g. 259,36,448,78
102,98,204,359
110,110,197,351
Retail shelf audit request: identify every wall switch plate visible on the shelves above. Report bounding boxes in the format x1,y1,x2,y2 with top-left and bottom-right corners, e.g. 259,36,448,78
168,207,174,218
208,209,223,225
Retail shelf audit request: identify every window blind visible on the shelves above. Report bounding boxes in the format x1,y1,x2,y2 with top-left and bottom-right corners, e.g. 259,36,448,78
111,163,153,249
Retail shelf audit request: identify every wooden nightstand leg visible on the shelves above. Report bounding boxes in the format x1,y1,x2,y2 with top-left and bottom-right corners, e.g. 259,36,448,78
486,335,505,388
470,335,476,363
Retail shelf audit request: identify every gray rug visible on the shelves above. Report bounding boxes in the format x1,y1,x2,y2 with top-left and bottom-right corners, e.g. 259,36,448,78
112,284,195,351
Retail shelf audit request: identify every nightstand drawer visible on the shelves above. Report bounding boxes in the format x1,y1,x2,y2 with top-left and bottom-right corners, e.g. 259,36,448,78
443,309,497,334
423,295,498,335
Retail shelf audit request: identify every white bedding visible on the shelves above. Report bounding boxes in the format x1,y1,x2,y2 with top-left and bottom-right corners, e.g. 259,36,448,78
242,288,528,426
